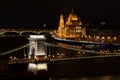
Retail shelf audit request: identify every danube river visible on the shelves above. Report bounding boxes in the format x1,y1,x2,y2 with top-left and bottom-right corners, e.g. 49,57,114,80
0,35,120,80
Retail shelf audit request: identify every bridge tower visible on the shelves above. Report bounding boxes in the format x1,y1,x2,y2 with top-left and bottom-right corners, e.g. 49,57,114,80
28,35,46,59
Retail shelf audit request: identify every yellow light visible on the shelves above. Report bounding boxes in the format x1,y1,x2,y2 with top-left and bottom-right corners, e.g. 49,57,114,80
30,35,45,39
102,36,105,39
88,35,91,38
37,63,48,70
114,37,117,40
28,63,37,72
107,36,110,40
96,36,99,39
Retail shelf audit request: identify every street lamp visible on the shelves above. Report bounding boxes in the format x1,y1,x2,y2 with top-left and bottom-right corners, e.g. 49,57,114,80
96,36,100,42
113,36,117,40
107,36,111,42
101,36,105,43
113,36,117,43
107,36,110,40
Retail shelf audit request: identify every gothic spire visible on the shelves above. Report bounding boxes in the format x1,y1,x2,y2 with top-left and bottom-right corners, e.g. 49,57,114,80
71,7,74,13
59,14,64,28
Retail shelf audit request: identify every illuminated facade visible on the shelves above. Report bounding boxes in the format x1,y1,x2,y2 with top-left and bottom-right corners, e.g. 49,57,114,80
58,10,86,39
28,35,46,59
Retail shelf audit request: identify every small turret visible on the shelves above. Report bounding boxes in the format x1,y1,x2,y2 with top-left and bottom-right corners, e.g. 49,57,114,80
58,14,65,37
59,14,64,28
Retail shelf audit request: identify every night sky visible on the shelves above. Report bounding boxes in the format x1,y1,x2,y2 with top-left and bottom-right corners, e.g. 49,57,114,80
0,0,120,28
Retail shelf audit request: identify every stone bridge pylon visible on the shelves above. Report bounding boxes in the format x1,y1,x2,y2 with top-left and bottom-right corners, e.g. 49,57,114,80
28,35,46,59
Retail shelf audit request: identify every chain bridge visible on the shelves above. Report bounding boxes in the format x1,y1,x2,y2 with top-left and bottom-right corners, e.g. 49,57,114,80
1,34,120,63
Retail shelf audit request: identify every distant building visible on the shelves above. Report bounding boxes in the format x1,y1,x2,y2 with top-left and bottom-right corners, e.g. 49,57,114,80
57,10,86,39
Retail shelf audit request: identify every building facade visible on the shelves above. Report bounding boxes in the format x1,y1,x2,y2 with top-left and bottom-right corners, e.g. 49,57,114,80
57,10,86,40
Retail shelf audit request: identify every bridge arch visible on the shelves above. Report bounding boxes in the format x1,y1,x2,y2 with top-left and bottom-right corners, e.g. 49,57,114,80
20,31,37,35
0,29,53,36
3,32,19,35
37,32,50,35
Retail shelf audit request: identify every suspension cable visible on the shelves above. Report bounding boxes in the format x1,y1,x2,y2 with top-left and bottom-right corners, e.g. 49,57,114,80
1,43,34,56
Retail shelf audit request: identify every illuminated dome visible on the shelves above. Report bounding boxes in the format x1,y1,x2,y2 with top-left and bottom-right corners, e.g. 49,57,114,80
68,13,78,21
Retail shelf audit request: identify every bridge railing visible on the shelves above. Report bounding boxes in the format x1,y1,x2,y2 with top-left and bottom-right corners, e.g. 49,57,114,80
0,28,54,31
0,28,55,35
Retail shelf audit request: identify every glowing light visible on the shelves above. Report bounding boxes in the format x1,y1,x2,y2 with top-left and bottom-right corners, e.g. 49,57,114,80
100,21,106,25
35,52,46,55
43,24,46,27
37,63,48,70
107,36,110,40
114,37,117,40
80,77,88,80
88,35,91,38
96,36,99,39
101,76,112,80
28,63,48,75
28,63,37,72
30,35,45,39
102,36,105,39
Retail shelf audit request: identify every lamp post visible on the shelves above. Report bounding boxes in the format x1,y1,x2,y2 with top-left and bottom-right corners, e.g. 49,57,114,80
101,36,105,43
96,36,100,42
113,36,117,43
107,36,111,43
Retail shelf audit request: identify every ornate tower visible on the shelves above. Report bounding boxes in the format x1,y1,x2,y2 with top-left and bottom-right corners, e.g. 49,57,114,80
58,14,65,37
79,19,86,38
81,27,86,38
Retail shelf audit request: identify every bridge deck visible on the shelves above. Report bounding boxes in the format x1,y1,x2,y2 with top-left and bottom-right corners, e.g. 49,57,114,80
8,53,120,64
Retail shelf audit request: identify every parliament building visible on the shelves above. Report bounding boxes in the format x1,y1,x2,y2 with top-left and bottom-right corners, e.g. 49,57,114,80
57,10,86,40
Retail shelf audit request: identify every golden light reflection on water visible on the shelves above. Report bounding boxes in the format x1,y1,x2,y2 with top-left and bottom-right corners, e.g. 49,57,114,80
101,76,112,80
52,76,113,80
80,77,88,80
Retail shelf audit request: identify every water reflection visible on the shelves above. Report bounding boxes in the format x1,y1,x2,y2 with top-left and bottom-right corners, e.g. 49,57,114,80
28,63,48,75
101,76,112,80
80,77,88,80
51,75,114,80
